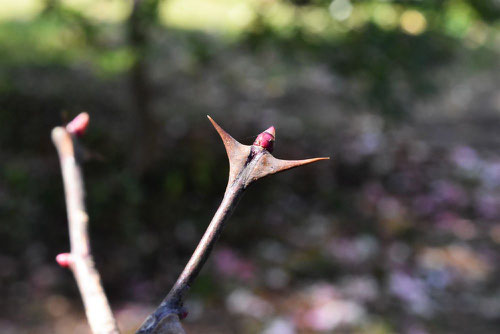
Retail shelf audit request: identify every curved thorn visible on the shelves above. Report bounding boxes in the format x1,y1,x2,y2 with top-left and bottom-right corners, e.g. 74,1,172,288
207,116,239,157
207,116,251,185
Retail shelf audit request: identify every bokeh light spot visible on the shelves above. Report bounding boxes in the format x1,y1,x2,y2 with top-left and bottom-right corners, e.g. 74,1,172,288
372,4,399,30
400,9,427,35
329,0,353,21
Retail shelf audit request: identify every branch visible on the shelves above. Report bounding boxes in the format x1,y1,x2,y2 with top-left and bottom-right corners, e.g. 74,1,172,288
136,116,329,334
52,113,120,334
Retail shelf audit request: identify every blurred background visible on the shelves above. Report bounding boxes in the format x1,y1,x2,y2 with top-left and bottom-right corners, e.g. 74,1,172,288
1,0,500,333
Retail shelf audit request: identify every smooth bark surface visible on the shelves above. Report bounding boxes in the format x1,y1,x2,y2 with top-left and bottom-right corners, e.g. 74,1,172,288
52,124,120,334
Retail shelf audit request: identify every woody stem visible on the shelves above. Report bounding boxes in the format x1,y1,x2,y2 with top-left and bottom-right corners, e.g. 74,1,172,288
137,149,265,334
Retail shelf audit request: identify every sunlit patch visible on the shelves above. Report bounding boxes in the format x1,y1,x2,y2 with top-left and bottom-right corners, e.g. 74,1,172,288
227,3,254,29
159,0,255,33
400,9,427,35
61,0,131,23
263,2,295,31
345,5,369,29
0,0,44,21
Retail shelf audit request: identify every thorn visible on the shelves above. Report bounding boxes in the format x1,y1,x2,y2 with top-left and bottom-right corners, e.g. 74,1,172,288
56,253,73,268
250,154,330,183
208,116,329,187
66,112,89,136
272,156,330,173
208,116,251,185
207,116,235,150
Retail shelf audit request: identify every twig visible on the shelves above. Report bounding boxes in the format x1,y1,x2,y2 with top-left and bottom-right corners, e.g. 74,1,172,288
52,113,120,334
136,116,329,334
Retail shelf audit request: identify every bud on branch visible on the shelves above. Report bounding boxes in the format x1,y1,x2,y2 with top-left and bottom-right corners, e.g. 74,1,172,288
137,116,329,334
52,113,120,334
56,253,73,268
66,112,90,136
253,126,275,153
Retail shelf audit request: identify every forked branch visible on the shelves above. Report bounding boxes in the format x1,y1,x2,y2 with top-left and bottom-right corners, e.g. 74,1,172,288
52,113,120,334
136,116,329,334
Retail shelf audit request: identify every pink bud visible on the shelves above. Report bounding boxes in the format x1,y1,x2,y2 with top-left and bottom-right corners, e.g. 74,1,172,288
66,112,89,136
253,126,275,153
179,310,188,320
56,253,73,268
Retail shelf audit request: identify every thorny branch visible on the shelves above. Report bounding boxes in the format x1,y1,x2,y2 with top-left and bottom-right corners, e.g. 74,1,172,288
136,116,329,334
52,113,328,334
52,113,120,334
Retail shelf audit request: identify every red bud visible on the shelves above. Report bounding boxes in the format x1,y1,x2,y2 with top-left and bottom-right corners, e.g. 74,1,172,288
179,310,188,320
66,112,89,136
56,253,73,268
253,126,275,153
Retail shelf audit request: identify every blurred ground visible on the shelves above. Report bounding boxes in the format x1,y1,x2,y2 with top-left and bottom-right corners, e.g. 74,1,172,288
1,1,500,333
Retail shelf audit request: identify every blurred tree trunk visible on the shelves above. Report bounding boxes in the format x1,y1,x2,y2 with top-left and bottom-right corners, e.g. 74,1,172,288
128,0,162,174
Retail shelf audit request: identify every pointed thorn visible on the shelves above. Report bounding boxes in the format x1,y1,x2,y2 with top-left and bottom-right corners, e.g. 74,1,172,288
207,115,233,147
249,154,329,185
274,157,330,174
208,116,252,185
